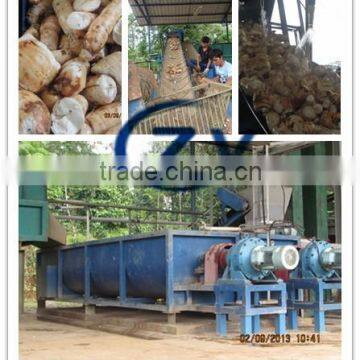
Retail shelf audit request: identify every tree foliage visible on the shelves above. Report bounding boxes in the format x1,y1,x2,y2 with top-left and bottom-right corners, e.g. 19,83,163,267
19,141,245,244
129,13,232,66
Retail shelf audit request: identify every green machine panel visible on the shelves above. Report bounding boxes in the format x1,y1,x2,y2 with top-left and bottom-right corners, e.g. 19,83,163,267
19,199,49,242
19,185,47,201
19,186,49,243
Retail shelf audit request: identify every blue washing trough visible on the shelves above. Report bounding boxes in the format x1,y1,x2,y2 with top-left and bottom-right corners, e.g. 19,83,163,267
37,230,239,314
37,230,299,315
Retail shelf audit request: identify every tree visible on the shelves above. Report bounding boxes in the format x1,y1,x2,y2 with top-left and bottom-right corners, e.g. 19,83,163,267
19,141,249,243
128,14,232,65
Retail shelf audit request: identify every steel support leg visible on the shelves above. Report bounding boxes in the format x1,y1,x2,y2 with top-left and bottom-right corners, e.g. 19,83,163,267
314,310,325,332
85,304,96,316
287,285,298,329
37,299,46,310
252,316,261,333
167,313,176,325
19,250,25,315
216,314,227,337
252,292,261,333
288,310,298,330
241,316,252,335
252,315,261,334
314,281,325,332
275,314,286,335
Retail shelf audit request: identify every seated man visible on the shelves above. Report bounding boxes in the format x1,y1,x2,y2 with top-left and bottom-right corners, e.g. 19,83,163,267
212,49,232,85
188,36,215,78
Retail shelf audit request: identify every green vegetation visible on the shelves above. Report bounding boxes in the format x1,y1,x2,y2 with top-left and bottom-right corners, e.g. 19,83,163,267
19,141,249,244
129,13,232,69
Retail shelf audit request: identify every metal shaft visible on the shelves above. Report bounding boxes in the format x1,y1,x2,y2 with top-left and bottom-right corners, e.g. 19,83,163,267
320,246,341,271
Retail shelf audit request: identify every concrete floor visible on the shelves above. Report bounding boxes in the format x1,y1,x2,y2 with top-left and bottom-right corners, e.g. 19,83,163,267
20,311,341,360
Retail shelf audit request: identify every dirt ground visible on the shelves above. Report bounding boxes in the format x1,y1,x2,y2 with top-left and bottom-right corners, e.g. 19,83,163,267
20,312,341,360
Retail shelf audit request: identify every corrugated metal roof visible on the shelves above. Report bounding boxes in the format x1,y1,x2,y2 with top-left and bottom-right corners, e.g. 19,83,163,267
129,0,232,26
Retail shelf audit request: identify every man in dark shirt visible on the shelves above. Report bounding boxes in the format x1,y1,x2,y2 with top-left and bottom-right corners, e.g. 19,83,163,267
188,36,215,78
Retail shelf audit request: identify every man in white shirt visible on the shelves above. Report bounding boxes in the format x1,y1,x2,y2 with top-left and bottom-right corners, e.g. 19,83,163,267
212,49,232,85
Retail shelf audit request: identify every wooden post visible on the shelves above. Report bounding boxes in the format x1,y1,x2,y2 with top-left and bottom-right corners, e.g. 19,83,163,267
128,209,132,234
86,207,90,240
85,304,96,316
19,249,25,314
167,313,176,325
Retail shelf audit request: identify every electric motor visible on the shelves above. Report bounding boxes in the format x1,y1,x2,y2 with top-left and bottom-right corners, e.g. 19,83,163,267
251,245,299,271
300,240,341,279
226,237,300,281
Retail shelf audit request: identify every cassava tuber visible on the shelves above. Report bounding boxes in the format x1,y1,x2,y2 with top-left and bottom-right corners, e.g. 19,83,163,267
19,34,61,93
82,74,117,105
67,12,96,31
24,25,40,39
40,15,61,50
79,121,93,134
52,49,74,64
84,0,121,53
40,87,61,111
51,95,89,134
91,51,121,85
86,102,121,134
73,0,102,12
105,123,121,134
54,58,89,97
19,90,51,134
52,0,78,35
28,0,52,25
112,19,121,46
61,33,85,56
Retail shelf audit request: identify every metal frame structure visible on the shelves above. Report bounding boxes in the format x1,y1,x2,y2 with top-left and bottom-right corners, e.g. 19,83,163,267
129,0,233,70
287,239,341,332
129,0,232,26
49,199,203,228
287,278,341,332
271,0,316,53
215,280,287,335
240,0,316,51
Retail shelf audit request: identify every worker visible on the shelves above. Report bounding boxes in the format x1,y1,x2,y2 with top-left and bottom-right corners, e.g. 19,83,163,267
212,49,232,86
188,36,215,78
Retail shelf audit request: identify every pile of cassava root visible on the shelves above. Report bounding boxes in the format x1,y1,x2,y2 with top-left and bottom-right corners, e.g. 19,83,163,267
19,0,121,135
240,23,340,134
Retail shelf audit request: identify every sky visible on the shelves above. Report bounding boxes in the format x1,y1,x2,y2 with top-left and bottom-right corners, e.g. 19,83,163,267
271,0,344,64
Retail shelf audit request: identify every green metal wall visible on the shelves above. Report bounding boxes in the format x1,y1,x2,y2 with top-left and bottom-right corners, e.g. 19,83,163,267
290,143,334,241
19,186,49,243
